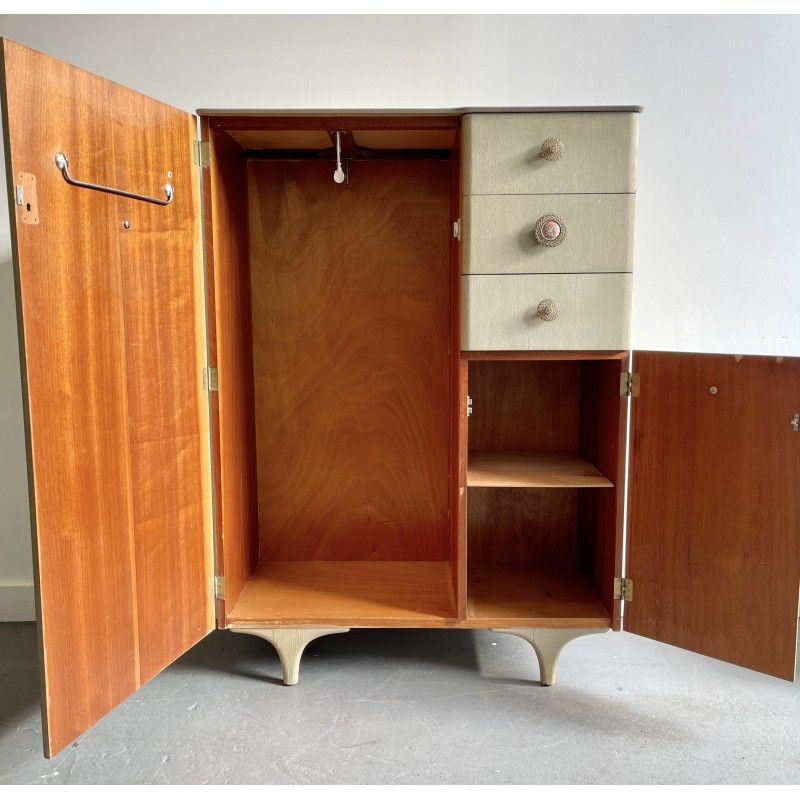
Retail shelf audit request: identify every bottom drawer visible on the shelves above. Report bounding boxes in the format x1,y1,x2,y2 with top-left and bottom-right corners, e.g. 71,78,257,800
461,273,631,351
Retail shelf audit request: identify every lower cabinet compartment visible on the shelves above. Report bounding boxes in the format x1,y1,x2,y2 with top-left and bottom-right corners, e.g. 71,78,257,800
463,354,626,629
227,561,458,627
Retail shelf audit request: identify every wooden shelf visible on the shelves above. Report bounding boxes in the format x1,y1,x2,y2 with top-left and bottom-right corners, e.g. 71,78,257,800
466,562,611,628
467,451,613,488
227,561,457,628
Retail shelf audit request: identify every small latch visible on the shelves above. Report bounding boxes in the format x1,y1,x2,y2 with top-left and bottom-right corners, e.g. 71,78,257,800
203,366,219,392
193,140,210,168
614,577,633,602
15,184,24,206
620,372,640,397
453,219,461,241
214,576,226,599
467,395,473,417
792,413,799,432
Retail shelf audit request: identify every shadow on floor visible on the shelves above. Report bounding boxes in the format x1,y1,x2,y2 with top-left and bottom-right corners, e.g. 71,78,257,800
175,627,484,684
0,623,42,743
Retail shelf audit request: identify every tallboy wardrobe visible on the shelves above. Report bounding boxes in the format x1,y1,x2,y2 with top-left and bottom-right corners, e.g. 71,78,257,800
2,39,798,758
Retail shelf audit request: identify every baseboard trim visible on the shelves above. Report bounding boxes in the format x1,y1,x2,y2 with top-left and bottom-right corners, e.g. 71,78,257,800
0,583,36,621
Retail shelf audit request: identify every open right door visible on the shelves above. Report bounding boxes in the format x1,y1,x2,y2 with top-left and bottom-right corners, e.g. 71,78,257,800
625,351,800,680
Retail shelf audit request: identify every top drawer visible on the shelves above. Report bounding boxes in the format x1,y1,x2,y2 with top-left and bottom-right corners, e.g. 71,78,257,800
463,112,638,196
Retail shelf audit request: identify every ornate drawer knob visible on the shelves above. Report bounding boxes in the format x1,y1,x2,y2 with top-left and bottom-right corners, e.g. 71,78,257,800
536,299,560,322
541,137,565,161
534,213,567,247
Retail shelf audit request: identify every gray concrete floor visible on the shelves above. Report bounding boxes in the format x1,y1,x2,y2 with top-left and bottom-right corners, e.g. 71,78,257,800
0,622,798,784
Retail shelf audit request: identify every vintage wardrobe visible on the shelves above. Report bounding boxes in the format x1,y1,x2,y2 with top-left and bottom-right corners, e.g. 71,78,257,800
2,39,798,758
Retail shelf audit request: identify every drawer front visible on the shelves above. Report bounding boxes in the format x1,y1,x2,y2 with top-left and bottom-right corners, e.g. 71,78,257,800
462,274,631,351
463,112,638,195
463,193,634,275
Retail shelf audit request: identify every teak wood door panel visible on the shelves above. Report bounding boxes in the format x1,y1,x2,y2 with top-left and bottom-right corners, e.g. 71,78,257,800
626,352,800,680
0,39,214,757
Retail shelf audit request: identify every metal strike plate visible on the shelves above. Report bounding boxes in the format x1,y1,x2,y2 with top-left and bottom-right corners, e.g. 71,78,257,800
17,173,40,225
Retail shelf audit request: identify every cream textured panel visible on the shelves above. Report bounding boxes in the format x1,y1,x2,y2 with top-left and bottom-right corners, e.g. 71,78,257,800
463,193,635,275
463,113,638,195
462,274,632,351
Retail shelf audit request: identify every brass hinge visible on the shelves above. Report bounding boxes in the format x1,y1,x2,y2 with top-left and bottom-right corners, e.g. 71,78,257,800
193,140,210,168
620,372,640,397
614,577,633,602
203,366,219,392
453,219,461,241
214,576,226,599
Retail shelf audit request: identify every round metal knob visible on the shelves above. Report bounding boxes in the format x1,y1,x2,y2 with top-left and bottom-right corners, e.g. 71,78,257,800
536,299,560,322
541,137,565,161
534,213,567,247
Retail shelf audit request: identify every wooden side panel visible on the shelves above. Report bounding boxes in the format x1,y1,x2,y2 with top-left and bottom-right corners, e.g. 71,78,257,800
1,39,213,756
204,125,259,618
577,358,627,629
450,131,466,617
626,352,800,679
249,159,452,561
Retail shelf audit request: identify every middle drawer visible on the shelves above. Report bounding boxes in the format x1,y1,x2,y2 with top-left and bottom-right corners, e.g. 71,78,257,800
463,193,634,275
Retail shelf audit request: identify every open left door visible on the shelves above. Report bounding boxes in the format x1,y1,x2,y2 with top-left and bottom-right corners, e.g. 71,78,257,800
0,40,214,756
626,351,800,680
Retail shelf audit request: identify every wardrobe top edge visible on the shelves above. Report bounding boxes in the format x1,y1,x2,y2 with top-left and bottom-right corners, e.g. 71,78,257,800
197,106,644,117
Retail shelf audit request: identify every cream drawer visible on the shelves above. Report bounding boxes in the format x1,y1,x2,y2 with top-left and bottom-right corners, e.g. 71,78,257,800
463,112,638,196
463,193,634,275
461,274,631,351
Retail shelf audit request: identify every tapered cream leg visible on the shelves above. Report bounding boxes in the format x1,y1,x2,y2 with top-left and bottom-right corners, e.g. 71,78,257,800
231,627,350,685
491,628,608,686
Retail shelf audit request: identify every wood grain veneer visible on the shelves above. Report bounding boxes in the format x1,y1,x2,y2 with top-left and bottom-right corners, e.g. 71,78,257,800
466,563,611,628
576,358,627,629
468,359,580,452
467,488,578,566
227,561,457,627
203,124,259,619
468,451,613,488
248,159,452,561
626,352,800,680
1,39,213,756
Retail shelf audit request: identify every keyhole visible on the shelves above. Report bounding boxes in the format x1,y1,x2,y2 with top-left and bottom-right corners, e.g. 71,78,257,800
26,203,31,211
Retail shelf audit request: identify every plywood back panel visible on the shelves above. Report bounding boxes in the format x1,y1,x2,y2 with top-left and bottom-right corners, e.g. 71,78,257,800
248,159,452,561
1,39,213,756
468,488,577,564
468,360,580,452
627,352,800,679
204,125,259,618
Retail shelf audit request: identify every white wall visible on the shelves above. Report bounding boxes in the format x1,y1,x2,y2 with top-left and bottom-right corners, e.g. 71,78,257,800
1,14,799,620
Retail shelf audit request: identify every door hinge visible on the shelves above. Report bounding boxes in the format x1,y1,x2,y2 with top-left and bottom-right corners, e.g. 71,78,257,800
15,184,24,205
614,577,633,602
214,576,226,599
467,395,473,417
620,372,640,397
193,140,210,168
203,366,219,391
453,219,461,241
